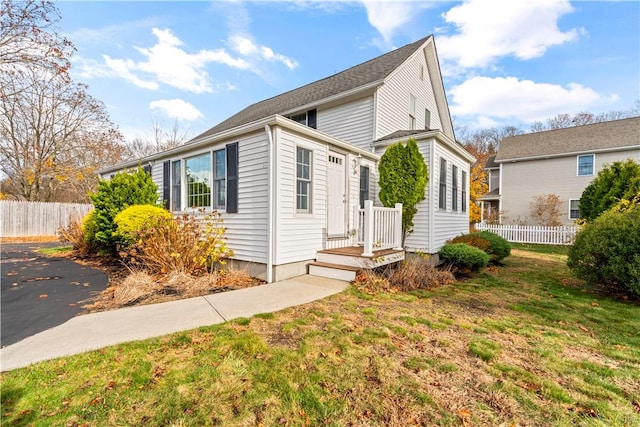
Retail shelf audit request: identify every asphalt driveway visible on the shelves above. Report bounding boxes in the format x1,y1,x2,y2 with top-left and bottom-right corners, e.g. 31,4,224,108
1,242,108,347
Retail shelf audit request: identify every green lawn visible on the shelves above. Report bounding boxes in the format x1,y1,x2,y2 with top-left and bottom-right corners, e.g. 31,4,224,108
2,245,639,426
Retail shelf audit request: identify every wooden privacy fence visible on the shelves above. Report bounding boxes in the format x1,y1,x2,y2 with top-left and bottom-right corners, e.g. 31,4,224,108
475,223,578,245
0,201,93,237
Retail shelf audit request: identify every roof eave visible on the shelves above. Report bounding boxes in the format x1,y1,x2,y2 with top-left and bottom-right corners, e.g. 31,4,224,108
373,129,476,163
496,144,640,163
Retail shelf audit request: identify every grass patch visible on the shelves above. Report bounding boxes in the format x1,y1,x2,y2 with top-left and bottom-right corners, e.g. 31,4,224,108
37,245,73,255
2,247,639,426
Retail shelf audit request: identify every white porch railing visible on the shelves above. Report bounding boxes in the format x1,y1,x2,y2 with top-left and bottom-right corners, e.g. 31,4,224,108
475,223,578,245
353,200,403,256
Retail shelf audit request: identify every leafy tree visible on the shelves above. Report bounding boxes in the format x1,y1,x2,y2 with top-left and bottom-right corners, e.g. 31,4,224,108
87,168,159,253
579,159,640,222
378,138,428,244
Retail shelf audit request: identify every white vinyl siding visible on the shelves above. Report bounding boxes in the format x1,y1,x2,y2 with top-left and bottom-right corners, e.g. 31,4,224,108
375,48,441,140
431,142,470,251
403,140,431,252
275,128,328,265
316,96,374,150
151,163,163,201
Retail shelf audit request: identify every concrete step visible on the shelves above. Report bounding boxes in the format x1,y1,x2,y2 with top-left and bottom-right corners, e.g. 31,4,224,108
308,262,359,282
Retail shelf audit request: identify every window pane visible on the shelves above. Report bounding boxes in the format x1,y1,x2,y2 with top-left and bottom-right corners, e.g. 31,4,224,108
214,150,226,179
359,166,370,208
570,200,580,219
578,155,594,175
296,147,312,212
186,153,211,208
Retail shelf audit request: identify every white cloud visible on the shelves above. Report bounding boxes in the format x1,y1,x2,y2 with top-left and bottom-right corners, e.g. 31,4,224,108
360,1,433,46
150,99,204,122
449,76,617,123
228,35,298,70
438,0,582,68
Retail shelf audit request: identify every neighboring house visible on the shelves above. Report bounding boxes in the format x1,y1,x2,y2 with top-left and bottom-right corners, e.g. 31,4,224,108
488,117,640,225
100,35,475,282
478,155,500,222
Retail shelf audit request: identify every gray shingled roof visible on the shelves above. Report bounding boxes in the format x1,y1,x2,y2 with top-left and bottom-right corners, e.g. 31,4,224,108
496,117,640,162
485,155,499,169
375,129,432,142
192,36,431,141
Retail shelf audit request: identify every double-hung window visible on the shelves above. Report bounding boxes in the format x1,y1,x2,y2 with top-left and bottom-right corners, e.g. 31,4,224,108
569,199,580,220
213,149,226,210
409,94,416,130
439,158,447,210
296,147,312,212
185,153,211,208
452,165,458,211
171,160,181,211
461,170,467,212
577,154,595,176
359,166,370,208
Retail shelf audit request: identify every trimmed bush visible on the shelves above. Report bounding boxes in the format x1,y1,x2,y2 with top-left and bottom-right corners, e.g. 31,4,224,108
449,231,510,263
114,204,172,246
88,168,158,253
439,243,489,275
567,202,640,298
476,231,511,262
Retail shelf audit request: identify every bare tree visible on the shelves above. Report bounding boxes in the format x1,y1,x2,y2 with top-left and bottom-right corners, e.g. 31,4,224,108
124,119,190,160
0,67,125,202
1,0,74,82
530,194,563,226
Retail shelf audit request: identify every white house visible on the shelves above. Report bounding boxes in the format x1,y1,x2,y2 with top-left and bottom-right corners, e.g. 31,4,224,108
100,35,475,282
486,117,640,225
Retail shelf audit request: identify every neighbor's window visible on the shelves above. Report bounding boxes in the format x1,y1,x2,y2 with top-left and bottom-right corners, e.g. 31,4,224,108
171,160,181,211
359,166,370,208
213,149,226,210
452,165,459,211
296,147,312,212
409,94,416,130
439,157,447,210
569,199,580,219
577,154,595,176
186,153,211,208
461,170,467,212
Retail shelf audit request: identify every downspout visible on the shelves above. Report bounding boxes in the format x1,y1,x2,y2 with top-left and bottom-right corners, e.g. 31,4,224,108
264,124,275,284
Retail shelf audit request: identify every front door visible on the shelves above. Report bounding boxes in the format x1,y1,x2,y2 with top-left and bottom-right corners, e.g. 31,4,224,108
327,152,346,236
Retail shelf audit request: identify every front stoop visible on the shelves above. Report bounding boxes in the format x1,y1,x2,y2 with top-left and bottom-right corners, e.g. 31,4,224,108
308,246,405,281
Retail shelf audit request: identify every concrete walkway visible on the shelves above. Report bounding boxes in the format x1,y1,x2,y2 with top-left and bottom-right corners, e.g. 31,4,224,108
0,275,348,372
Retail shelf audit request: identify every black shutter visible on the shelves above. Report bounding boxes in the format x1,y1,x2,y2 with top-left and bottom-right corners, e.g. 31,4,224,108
143,164,152,175
162,160,171,210
226,142,239,213
307,109,317,129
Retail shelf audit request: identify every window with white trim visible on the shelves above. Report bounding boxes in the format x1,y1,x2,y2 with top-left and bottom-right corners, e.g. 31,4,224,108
425,109,431,130
409,94,416,130
569,199,580,220
185,153,211,208
577,154,595,176
452,165,458,211
296,147,312,212
438,157,447,210
213,149,226,210
461,170,467,212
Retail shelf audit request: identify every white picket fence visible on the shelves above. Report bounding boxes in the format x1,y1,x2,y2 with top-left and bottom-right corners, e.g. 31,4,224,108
475,223,578,245
0,200,93,237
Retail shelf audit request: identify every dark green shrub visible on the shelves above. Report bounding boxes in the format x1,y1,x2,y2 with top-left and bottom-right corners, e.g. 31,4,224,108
449,231,510,263
88,168,158,253
579,159,640,222
379,138,428,244
476,231,511,262
114,204,172,246
439,243,489,275
567,202,640,297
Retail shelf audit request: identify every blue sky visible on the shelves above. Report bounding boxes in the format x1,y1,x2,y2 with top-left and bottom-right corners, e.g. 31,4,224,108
57,0,640,143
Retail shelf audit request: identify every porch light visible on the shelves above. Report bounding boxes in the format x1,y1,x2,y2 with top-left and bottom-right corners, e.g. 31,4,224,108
352,153,362,175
